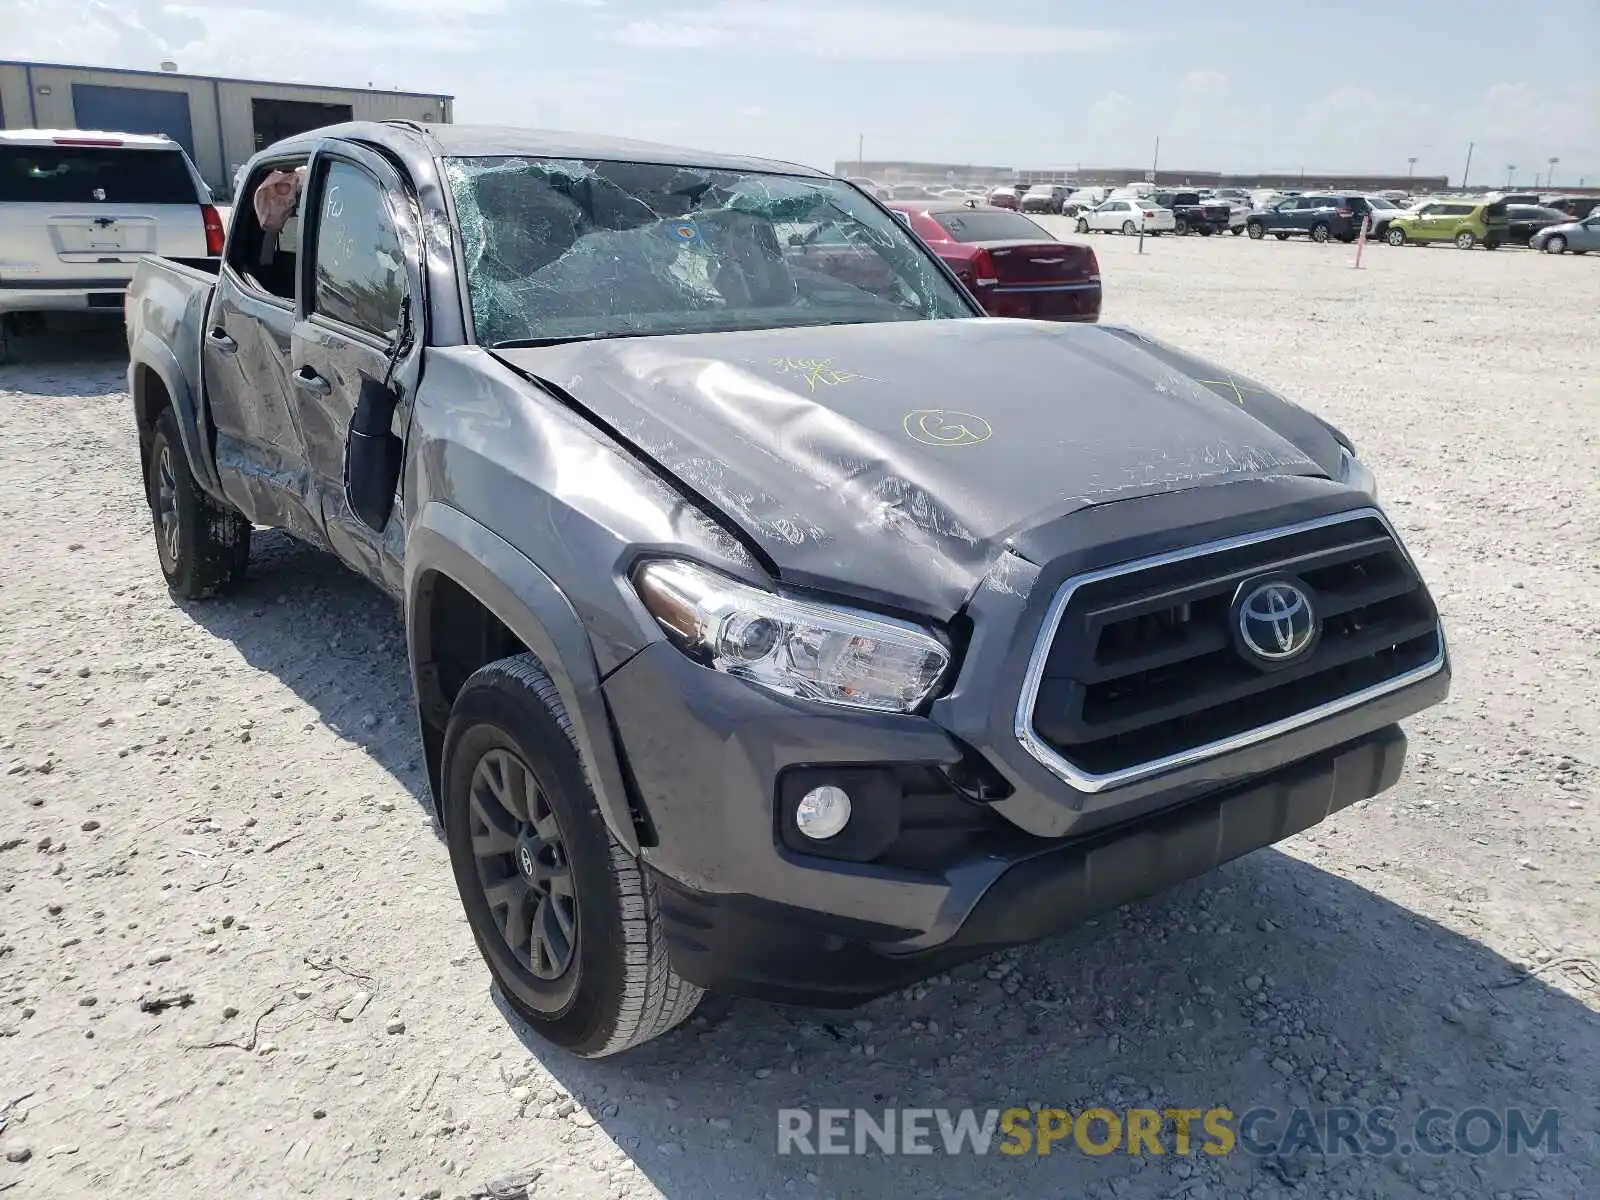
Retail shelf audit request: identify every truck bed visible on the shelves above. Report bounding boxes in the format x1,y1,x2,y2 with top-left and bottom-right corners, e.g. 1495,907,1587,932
125,255,221,491
125,256,217,389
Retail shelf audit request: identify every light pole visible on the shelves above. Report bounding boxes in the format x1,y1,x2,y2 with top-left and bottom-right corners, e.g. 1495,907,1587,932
1505,165,1515,188
1407,156,1417,178
1547,156,1559,188
857,132,864,174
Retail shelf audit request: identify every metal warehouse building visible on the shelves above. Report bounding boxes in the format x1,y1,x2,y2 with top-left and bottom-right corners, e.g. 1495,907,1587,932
0,59,452,197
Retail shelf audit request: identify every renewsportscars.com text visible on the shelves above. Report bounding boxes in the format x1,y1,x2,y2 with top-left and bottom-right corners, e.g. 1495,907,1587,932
776,1106,1562,1158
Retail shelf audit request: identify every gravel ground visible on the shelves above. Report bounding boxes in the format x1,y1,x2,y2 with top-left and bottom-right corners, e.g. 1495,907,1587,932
1,234,1597,1200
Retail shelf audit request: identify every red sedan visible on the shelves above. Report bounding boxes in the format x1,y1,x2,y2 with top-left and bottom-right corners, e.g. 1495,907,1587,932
887,202,1101,323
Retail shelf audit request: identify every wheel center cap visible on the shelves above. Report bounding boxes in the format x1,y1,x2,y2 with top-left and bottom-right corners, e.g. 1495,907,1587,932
517,843,536,880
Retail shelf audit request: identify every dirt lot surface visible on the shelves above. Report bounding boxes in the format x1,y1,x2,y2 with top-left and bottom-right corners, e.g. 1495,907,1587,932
2,234,1597,1200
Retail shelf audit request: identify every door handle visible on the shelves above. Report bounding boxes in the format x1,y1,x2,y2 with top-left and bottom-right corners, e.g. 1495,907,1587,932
292,366,331,396
206,327,237,354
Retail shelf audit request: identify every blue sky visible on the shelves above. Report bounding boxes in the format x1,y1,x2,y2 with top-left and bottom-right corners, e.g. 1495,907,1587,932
6,0,1598,183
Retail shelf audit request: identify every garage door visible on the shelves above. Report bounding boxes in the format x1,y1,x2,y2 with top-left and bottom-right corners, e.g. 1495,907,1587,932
71,84,197,160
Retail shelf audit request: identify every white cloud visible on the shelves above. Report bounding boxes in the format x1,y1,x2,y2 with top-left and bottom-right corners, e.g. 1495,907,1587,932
738,105,767,118
1180,70,1228,97
612,1,1123,59
361,0,506,15
1087,91,1132,127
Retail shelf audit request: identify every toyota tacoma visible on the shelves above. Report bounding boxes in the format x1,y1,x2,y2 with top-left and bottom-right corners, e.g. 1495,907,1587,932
124,122,1450,1057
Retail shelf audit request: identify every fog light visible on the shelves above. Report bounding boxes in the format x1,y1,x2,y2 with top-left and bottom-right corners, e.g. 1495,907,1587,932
794,786,851,840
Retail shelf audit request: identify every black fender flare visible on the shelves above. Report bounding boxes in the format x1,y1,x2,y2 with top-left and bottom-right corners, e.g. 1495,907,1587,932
406,502,641,855
129,332,225,499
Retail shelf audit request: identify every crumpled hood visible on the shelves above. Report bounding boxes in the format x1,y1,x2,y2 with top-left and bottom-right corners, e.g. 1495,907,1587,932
496,319,1346,616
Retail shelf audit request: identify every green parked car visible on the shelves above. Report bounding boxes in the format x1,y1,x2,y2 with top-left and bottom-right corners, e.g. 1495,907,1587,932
1385,199,1510,249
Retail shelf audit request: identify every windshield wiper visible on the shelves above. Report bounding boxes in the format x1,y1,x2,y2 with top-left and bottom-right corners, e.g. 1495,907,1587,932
491,331,656,349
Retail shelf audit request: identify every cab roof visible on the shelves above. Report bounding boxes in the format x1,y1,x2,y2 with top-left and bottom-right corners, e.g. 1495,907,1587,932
265,120,828,180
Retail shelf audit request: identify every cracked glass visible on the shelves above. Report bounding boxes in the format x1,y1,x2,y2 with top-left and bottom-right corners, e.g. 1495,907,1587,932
444,156,972,347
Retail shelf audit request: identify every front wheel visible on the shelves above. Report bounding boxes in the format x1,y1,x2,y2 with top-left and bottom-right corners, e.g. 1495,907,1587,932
1077,217,1089,233
1231,226,1244,236
1310,223,1331,243
1274,232,1289,241
1175,217,1190,235
443,654,702,1058
1455,230,1476,249
1387,228,1407,247
145,407,251,599
1247,221,1265,240
1121,220,1137,235
1544,235,1567,254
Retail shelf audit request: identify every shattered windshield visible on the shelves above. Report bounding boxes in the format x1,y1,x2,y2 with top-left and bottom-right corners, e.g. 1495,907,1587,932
445,156,973,346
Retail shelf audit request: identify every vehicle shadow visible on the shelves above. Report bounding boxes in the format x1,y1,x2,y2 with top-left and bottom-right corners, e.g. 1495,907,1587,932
0,315,128,389
177,527,439,832
512,853,1597,1200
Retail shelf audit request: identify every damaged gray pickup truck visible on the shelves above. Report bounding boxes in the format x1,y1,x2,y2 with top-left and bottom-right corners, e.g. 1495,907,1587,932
125,122,1450,1057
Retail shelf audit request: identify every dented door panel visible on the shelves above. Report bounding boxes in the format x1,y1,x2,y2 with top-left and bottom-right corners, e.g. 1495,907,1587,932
205,271,324,542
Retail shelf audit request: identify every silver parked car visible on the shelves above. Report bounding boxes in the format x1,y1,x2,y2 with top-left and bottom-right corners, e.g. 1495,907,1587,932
0,128,221,357
1529,212,1600,255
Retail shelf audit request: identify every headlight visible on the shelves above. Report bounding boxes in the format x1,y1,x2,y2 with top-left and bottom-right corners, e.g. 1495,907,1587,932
1338,443,1378,500
633,559,950,713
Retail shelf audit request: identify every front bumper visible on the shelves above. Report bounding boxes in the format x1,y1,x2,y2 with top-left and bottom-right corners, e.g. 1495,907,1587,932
645,725,1409,1007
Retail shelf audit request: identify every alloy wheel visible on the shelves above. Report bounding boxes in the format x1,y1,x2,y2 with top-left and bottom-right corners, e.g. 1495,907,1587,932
467,747,578,980
156,445,180,568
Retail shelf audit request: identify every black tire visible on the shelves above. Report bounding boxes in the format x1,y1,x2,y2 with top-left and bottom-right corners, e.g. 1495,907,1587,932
1387,227,1407,247
1545,235,1566,254
1455,230,1475,250
1175,217,1190,235
1121,220,1136,235
1198,226,1213,236
1247,221,1265,240
1274,232,1289,241
145,407,250,599
442,654,702,1058
1076,217,1089,234
1231,226,1244,236
1310,222,1331,243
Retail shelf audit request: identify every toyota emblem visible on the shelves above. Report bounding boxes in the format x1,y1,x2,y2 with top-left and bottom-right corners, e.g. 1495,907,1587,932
1235,579,1318,665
